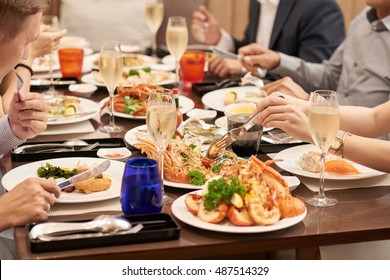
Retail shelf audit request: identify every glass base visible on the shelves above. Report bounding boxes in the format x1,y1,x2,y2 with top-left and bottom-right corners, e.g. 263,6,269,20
162,193,177,205
99,124,124,134
306,196,338,207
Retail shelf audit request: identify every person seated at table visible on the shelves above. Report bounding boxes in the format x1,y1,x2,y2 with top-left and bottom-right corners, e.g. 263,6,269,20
0,26,66,116
238,0,390,108
0,0,62,260
191,0,345,78
253,82,390,259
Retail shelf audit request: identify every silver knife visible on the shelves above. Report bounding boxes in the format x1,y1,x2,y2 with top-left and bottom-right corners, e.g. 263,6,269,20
212,47,267,78
57,159,111,189
48,111,97,121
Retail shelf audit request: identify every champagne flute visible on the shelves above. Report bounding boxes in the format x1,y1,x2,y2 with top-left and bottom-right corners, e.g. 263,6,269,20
99,41,124,133
41,15,61,96
166,16,188,88
146,88,177,204
307,90,340,207
145,0,164,58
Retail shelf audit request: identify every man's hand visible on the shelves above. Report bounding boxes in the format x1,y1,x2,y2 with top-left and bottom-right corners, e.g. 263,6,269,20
262,77,310,100
208,56,242,77
238,43,281,73
191,5,221,45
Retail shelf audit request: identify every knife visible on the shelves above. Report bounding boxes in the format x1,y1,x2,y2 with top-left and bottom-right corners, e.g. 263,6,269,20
31,79,77,87
48,110,97,121
212,47,267,78
57,159,111,189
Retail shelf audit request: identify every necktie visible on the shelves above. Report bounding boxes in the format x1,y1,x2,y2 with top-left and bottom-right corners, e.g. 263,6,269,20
372,21,387,32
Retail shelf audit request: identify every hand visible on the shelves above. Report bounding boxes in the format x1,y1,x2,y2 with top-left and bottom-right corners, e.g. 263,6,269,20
208,56,242,77
30,26,67,59
254,93,312,143
7,91,49,139
262,77,310,100
0,178,60,231
191,5,221,45
238,43,280,72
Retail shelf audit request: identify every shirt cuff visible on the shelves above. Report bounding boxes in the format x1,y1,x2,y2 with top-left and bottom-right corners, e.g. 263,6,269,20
216,29,235,52
0,116,25,158
272,53,302,76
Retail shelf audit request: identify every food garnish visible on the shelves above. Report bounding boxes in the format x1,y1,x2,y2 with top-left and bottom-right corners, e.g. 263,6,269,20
188,170,206,186
37,163,76,179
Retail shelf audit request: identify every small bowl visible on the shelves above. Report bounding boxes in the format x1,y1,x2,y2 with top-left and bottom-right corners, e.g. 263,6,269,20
97,147,132,162
68,83,97,98
186,108,217,120
224,102,257,117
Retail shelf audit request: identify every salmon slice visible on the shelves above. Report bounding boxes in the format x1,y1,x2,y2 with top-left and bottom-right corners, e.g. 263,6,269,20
325,159,361,175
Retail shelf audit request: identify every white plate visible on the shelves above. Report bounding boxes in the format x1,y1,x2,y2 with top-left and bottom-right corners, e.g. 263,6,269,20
32,57,60,73
121,45,141,53
47,97,99,125
275,144,386,180
97,147,132,162
172,190,307,233
1,158,125,203
99,95,194,120
214,116,274,132
81,71,176,88
202,86,261,112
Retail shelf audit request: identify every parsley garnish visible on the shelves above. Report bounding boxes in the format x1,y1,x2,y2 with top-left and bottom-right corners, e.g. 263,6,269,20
188,170,206,186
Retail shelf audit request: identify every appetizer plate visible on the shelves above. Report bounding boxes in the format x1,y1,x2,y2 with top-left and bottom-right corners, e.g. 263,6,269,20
99,95,194,120
1,157,125,203
214,116,274,132
81,71,176,88
201,86,261,112
32,57,60,73
172,190,307,233
275,144,386,180
47,97,99,125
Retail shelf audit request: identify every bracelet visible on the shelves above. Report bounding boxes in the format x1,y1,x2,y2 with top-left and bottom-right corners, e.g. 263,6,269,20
14,63,34,76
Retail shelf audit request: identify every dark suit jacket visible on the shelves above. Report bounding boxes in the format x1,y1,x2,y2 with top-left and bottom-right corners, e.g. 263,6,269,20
234,0,345,63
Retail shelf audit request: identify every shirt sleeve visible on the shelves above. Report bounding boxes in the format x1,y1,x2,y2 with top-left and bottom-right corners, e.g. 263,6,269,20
216,29,235,52
0,116,25,158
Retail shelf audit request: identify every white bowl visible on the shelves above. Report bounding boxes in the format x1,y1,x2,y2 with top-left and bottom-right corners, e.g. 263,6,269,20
68,83,97,98
224,102,257,117
97,147,132,162
186,108,217,120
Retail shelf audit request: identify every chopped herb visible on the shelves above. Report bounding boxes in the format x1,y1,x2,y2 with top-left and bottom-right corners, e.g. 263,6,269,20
129,69,139,76
188,170,206,186
142,67,151,73
172,134,177,139
211,163,222,172
203,176,246,211
189,143,197,150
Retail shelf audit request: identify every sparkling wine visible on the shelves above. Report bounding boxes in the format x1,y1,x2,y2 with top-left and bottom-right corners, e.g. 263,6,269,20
146,103,177,149
99,52,123,92
145,2,164,33
309,107,340,152
166,26,188,59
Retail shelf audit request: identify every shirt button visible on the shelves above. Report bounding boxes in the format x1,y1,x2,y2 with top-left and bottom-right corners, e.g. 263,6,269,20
353,62,358,67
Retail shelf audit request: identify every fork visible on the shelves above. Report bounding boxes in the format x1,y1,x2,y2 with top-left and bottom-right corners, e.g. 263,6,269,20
206,110,263,159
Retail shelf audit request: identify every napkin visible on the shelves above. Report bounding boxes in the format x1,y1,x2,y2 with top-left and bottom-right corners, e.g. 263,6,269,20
49,197,122,216
40,120,95,135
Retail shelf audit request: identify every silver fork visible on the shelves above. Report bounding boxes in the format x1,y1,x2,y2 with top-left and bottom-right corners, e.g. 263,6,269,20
206,110,262,159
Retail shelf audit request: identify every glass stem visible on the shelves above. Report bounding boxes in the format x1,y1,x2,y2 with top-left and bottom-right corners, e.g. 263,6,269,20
318,151,326,200
175,60,180,88
157,148,166,197
151,32,157,58
49,52,55,92
108,89,116,127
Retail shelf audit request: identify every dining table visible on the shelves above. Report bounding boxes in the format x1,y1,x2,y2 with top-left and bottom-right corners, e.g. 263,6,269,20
2,77,390,260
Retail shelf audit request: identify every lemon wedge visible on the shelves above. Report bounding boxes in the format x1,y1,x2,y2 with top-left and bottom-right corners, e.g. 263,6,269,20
230,192,244,208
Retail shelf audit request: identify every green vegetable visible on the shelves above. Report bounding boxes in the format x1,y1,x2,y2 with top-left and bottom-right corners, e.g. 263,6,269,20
188,170,206,186
211,163,222,172
142,67,151,73
37,163,77,179
123,96,141,114
203,176,246,211
189,143,197,150
129,69,139,76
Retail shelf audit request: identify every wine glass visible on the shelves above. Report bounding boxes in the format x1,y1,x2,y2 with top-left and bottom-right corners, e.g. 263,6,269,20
145,0,164,58
41,15,61,96
99,41,124,133
307,90,340,207
166,16,188,88
146,88,177,204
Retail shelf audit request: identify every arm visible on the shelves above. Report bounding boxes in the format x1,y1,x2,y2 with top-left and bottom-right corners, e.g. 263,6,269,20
0,178,60,232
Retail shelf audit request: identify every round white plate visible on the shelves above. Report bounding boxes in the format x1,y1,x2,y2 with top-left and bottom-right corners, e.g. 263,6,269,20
47,97,99,125
172,190,307,233
275,144,386,180
121,45,141,53
32,57,60,73
1,158,125,203
122,54,157,71
100,95,194,120
201,86,261,112
81,71,176,88
214,116,274,132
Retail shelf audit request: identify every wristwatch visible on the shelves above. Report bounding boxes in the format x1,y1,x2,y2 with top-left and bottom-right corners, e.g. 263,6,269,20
329,130,347,157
